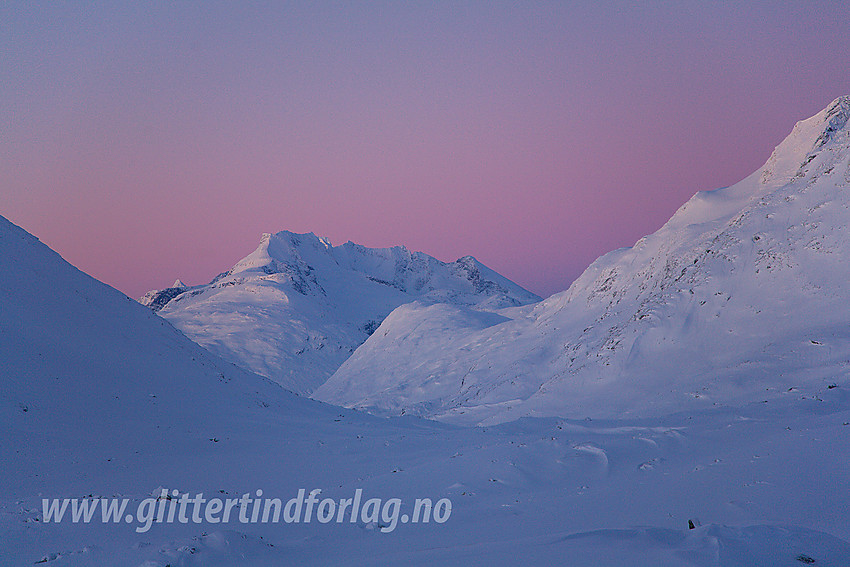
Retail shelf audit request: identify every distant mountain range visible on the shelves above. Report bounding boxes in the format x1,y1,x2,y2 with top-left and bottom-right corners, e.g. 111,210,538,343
141,232,540,393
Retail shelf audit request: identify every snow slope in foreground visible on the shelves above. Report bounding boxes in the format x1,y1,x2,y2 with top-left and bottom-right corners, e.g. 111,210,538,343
316,96,850,426
4,191,850,563
142,231,540,394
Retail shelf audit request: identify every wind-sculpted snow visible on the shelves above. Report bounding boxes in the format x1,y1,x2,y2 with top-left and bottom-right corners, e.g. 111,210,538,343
141,231,540,394
317,96,850,425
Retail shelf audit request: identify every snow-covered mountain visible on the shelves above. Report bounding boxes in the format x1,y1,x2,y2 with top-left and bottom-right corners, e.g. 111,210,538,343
0,215,333,482
142,232,540,393
7,99,850,563
316,96,850,425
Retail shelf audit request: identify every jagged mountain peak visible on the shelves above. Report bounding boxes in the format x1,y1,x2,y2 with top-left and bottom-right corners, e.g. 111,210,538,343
141,230,540,393
760,95,850,186
232,230,332,276
455,254,479,267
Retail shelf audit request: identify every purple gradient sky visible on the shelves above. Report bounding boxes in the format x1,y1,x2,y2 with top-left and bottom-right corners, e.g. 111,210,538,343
3,2,850,298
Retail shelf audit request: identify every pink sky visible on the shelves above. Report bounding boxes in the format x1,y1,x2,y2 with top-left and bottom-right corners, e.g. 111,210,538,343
3,2,850,298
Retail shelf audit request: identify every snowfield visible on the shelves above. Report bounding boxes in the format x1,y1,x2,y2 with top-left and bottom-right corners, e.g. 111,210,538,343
3,97,850,565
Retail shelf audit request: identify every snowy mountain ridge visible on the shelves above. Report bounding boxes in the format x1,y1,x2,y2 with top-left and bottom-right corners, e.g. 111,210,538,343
142,230,540,394
315,96,850,425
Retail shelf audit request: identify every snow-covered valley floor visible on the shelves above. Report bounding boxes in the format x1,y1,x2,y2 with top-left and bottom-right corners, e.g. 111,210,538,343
4,389,850,566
